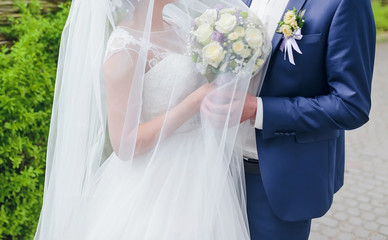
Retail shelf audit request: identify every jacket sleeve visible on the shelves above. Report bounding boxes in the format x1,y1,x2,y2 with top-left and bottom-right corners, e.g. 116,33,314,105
261,0,376,139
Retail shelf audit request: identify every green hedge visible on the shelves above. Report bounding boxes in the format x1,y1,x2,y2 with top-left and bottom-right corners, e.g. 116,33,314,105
373,1,388,32
0,1,70,239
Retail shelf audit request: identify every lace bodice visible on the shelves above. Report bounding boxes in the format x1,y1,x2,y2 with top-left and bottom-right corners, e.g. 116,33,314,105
105,27,204,133
142,54,204,132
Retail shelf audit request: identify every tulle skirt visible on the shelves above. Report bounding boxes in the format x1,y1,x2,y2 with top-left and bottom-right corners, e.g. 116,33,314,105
64,128,250,240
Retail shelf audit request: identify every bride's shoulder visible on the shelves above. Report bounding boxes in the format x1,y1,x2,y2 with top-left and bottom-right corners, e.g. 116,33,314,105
105,25,141,61
107,26,139,48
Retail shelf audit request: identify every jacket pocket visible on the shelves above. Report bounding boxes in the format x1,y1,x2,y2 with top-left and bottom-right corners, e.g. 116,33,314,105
295,130,339,143
300,33,322,44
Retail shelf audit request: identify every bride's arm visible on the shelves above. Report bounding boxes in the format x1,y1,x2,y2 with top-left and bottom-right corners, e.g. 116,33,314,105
134,84,211,156
104,50,211,157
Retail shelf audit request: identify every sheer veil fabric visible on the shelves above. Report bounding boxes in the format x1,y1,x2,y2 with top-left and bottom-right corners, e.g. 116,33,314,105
35,0,271,239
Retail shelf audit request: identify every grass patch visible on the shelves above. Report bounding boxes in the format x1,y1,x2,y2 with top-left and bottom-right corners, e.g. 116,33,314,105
373,2,388,33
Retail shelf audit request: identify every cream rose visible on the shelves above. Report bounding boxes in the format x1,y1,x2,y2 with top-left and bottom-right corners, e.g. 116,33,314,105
195,9,217,26
283,11,297,25
279,24,293,38
228,27,245,41
291,20,298,28
245,28,263,49
232,41,246,56
215,13,237,34
228,32,239,41
234,26,245,37
194,24,213,45
202,42,226,68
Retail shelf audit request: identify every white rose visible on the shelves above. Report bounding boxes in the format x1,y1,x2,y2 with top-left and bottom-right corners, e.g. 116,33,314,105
228,32,239,41
194,24,213,45
215,13,237,34
202,41,226,68
232,41,246,56
235,27,245,37
228,26,245,41
283,11,297,25
195,9,218,26
245,28,263,49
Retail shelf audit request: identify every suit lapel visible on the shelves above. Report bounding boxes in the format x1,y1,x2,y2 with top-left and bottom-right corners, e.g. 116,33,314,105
271,0,307,54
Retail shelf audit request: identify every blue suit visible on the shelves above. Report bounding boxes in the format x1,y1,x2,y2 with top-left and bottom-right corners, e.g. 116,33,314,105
242,0,376,238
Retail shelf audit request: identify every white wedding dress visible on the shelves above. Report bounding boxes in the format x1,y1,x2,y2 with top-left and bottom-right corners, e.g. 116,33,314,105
63,27,250,240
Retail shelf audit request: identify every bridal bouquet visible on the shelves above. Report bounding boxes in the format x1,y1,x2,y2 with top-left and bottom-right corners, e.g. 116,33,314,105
189,7,267,83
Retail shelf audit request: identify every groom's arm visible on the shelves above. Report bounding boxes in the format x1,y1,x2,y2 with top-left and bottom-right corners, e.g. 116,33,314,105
257,0,376,139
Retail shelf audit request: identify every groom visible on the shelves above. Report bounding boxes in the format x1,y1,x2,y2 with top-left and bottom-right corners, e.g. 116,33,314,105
239,0,376,239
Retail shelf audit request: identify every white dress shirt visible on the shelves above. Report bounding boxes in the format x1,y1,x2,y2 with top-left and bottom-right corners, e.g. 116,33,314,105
242,0,290,160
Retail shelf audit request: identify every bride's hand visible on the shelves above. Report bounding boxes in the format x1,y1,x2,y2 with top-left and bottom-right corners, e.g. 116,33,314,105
187,83,215,110
200,90,254,128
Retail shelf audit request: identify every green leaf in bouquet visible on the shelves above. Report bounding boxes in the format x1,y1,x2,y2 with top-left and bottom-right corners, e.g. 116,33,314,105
191,53,197,63
230,60,238,69
298,19,305,29
298,9,306,19
211,66,219,74
240,11,248,18
204,65,217,83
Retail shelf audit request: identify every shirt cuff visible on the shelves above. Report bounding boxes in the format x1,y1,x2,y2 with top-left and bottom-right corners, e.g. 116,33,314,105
254,97,263,129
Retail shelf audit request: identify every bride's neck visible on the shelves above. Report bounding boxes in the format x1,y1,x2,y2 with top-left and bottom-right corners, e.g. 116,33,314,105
130,3,169,32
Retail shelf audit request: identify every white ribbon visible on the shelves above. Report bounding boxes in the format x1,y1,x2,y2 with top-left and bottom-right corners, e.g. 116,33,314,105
279,29,303,65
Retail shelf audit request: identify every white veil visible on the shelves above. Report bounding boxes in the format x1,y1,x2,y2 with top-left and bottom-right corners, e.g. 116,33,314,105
35,0,271,239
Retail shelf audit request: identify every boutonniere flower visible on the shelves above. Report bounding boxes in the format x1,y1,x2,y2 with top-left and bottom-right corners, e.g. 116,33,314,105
276,8,306,65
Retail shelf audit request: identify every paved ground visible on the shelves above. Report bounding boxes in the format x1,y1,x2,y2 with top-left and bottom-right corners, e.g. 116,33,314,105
310,43,388,239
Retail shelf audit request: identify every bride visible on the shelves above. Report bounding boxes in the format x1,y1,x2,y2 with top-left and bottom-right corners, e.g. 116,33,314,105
34,0,271,239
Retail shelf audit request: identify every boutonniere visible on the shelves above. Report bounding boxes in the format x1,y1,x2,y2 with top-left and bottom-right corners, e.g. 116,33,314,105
276,8,306,65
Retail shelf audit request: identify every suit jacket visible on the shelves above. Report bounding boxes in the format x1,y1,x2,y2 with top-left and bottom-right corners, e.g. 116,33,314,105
245,0,376,221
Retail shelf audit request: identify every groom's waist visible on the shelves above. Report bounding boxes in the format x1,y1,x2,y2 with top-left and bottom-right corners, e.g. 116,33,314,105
243,157,260,175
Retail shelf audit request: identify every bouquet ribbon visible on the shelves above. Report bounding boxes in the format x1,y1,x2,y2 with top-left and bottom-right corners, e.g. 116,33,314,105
279,29,303,65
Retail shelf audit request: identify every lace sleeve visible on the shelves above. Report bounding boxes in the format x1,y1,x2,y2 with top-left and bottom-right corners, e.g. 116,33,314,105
104,28,139,63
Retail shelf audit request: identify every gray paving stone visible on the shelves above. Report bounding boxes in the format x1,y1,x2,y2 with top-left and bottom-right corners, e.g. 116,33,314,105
347,208,361,217
377,217,388,226
354,228,370,238
339,224,355,233
370,233,388,240
334,212,348,221
365,222,380,232
361,212,377,221
349,217,363,226
319,217,339,228
309,233,330,240
380,226,388,236
322,227,338,238
359,203,373,212
336,232,354,240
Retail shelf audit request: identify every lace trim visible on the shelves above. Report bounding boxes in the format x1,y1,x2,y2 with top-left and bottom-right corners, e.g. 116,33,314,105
104,27,171,69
